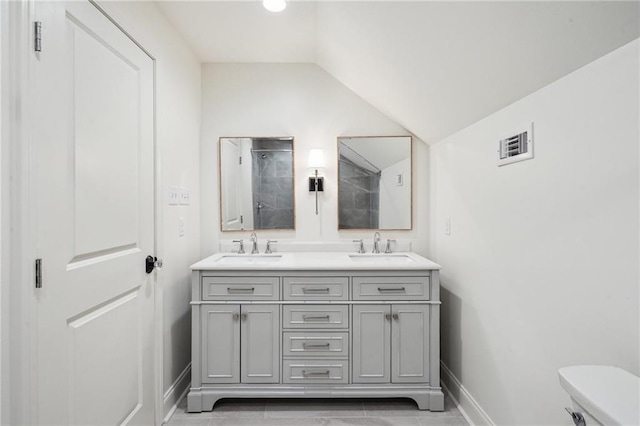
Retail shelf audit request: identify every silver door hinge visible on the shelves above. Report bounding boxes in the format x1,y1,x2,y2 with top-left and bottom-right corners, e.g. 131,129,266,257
239,156,242,165
35,258,42,288
34,22,42,52
240,215,244,224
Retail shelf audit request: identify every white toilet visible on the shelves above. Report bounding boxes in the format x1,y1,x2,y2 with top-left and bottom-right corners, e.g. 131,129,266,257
558,365,640,426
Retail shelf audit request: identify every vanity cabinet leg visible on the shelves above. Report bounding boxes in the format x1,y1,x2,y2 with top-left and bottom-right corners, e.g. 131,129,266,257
429,390,445,411
187,391,203,413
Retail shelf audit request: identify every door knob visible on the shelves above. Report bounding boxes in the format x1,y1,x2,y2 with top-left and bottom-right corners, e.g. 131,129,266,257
145,256,163,274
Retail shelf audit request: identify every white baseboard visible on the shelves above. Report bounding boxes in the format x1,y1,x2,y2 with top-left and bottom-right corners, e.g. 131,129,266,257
162,363,191,424
441,361,495,426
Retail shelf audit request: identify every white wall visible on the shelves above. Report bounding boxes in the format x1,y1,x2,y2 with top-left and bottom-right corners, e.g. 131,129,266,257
201,63,430,255
430,39,639,425
380,158,411,229
94,1,201,419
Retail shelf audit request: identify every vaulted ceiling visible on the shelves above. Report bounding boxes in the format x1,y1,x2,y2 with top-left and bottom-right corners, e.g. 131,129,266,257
156,1,640,144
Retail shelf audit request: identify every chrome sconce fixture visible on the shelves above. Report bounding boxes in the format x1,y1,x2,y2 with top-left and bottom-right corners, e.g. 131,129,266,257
308,148,325,215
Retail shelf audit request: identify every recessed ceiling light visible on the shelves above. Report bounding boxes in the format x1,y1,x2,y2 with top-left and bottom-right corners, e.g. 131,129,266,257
263,0,286,12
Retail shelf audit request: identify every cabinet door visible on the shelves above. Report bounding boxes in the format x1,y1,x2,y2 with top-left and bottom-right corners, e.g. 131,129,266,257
352,305,391,383
201,305,240,383
241,304,280,383
391,304,429,383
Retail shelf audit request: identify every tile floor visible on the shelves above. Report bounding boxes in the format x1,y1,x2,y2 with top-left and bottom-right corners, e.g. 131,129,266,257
166,396,470,426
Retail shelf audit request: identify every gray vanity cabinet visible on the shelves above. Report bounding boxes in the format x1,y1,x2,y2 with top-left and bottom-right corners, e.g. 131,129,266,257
200,304,279,385
240,304,280,384
201,305,240,384
352,304,429,384
391,304,430,383
188,261,443,413
352,304,391,383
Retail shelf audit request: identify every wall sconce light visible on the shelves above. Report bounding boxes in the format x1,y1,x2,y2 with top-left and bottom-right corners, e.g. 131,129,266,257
308,148,325,215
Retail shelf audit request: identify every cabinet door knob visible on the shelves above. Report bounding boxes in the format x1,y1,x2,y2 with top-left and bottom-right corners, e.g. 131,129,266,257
392,313,399,320
232,313,240,321
241,313,247,321
385,313,391,321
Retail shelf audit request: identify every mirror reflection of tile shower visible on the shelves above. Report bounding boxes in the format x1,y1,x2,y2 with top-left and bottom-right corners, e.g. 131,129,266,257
251,139,294,229
338,136,412,230
338,148,381,229
219,137,295,231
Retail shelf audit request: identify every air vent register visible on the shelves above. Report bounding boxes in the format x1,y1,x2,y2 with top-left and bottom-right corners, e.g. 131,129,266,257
498,123,534,166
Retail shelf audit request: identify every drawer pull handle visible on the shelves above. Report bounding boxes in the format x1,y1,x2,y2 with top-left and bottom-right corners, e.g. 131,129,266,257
227,287,255,293
302,342,331,350
377,287,406,293
302,315,330,322
302,370,330,377
302,287,331,294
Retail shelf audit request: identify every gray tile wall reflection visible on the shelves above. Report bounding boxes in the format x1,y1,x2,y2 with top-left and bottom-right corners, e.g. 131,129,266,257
252,140,294,230
339,158,380,229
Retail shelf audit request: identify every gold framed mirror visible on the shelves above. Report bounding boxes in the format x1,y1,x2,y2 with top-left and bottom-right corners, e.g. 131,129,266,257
219,137,295,231
338,136,412,230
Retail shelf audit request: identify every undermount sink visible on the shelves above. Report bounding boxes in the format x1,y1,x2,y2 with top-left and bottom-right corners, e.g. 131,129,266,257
348,254,415,264
215,255,283,264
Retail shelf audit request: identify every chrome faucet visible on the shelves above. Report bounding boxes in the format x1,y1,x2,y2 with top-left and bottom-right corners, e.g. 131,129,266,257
250,232,259,254
353,239,365,254
385,239,396,254
372,232,381,254
232,239,245,254
265,239,277,254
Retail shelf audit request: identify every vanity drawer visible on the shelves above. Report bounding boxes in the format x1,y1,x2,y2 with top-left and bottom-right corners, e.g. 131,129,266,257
201,276,279,300
283,332,349,357
283,305,349,329
283,277,348,300
352,276,429,300
283,359,348,384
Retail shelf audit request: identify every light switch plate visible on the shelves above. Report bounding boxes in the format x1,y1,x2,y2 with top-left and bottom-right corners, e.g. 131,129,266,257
179,187,190,205
168,186,179,205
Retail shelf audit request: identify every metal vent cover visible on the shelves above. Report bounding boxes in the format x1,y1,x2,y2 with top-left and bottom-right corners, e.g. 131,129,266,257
498,123,534,166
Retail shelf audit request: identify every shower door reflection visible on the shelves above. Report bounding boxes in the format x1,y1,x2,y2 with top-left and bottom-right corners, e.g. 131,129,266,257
338,136,412,230
220,137,295,231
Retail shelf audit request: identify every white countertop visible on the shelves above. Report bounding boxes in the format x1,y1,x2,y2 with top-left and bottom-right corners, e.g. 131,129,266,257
191,252,441,271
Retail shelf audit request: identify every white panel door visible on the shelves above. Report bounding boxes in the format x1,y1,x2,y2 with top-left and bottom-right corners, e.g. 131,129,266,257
391,304,430,383
241,304,280,383
352,304,391,383
31,2,156,425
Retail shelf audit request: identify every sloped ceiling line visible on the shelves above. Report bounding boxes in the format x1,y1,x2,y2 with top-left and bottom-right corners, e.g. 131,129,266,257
156,1,639,144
